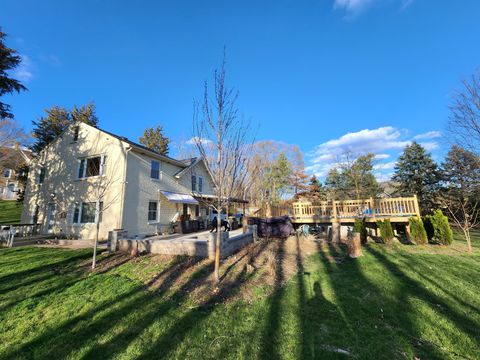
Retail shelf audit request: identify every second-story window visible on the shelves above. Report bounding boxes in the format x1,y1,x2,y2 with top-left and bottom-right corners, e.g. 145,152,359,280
191,175,197,191
73,126,80,142
78,155,105,179
198,177,203,193
3,168,11,178
151,160,160,179
38,167,45,184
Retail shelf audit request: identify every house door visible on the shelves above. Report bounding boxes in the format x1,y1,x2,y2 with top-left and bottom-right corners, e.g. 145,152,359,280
46,203,57,232
6,183,15,200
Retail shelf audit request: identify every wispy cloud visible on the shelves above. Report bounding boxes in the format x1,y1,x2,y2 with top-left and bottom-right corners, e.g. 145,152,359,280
306,126,440,180
13,54,34,82
413,130,441,140
186,136,212,146
334,0,415,16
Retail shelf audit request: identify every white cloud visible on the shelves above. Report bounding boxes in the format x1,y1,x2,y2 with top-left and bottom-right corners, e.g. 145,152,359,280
334,0,415,15
309,126,409,164
13,55,34,82
334,0,375,14
374,161,396,171
186,136,212,146
307,126,440,180
413,131,441,140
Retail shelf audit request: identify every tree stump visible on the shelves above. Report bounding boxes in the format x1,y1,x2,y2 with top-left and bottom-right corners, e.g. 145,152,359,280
348,233,362,258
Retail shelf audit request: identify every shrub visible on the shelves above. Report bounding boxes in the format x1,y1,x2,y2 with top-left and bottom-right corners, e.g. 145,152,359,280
409,217,428,245
422,215,435,241
354,218,367,244
431,209,453,245
376,219,394,244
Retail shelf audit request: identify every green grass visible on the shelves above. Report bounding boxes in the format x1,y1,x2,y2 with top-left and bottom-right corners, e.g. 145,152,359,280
0,232,479,359
0,200,22,224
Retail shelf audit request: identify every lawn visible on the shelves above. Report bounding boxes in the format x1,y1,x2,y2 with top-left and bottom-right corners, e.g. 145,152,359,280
0,231,478,359
0,200,22,224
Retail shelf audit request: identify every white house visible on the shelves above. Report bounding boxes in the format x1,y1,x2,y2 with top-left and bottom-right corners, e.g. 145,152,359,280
21,122,217,239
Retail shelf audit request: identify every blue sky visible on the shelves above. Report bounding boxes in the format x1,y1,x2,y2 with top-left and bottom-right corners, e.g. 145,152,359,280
2,0,480,180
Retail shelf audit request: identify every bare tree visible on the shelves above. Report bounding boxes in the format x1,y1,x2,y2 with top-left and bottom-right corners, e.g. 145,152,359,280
440,197,479,253
193,53,253,282
0,118,27,154
84,155,122,269
448,70,480,153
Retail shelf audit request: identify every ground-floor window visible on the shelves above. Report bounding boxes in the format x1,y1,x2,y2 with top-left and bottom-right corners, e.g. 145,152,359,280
148,201,158,222
72,201,103,224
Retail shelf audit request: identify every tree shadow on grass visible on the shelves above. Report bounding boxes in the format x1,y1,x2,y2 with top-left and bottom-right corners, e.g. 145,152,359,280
313,242,447,359
366,246,480,353
2,240,274,360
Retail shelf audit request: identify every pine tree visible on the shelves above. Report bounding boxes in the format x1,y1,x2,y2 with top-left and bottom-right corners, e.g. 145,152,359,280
31,103,99,153
392,142,439,214
0,29,27,119
307,175,326,201
139,125,170,155
441,145,480,201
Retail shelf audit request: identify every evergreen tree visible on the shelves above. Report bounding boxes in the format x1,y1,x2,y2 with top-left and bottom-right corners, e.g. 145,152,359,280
307,175,326,201
392,142,439,214
325,153,380,200
325,167,345,199
0,29,27,119
31,103,98,153
441,145,480,201
139,125,170,155
342,153,380,199
264,151,292,203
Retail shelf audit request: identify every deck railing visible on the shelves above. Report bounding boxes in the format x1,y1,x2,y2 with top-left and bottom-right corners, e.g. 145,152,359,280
290,196,420,222
0,223,42,247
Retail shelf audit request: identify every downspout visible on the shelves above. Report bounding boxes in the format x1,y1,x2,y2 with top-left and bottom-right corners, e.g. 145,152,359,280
118,145,132,230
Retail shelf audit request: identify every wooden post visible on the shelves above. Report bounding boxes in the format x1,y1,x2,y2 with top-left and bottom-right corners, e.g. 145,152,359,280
370,197,376,221
413,194,420,217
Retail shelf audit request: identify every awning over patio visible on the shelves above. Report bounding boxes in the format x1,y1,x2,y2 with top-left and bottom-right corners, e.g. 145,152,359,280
160,191,199,205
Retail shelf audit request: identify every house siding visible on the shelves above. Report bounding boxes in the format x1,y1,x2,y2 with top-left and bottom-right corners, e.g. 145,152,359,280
21,123,128,239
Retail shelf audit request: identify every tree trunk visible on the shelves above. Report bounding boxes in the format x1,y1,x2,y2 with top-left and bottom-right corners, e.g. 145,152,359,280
92,220,100,269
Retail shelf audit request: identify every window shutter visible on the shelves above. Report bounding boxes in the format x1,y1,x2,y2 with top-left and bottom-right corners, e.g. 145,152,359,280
78,159,85,179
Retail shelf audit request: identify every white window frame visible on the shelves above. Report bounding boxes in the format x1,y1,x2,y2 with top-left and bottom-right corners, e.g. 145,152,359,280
198,176,203,193
3,168,11,179
191,174,197,191
77,154,106,179
150,160,160,180
72,201,103,225
147,201,159,223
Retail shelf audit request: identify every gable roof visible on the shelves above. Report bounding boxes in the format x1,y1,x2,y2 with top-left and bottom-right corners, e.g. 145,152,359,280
173,157,216,187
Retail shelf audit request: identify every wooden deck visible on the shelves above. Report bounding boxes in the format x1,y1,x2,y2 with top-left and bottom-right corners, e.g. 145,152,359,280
271,196,420,224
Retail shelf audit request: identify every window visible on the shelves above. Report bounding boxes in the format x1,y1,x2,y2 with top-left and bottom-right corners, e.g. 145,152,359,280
80,202,96,223
195,205,199,217
73,204,80,224
3,168,11,178
198,177,203,193
73,126,80,142
191,175,197,191
38,167,45,184
32,206,39,224
78,156,105,179
150,161,160,179
148,201,158,222
73,201,102,224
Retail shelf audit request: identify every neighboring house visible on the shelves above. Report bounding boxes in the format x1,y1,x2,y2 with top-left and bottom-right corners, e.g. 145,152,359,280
0,145,33,200
21,122,216,239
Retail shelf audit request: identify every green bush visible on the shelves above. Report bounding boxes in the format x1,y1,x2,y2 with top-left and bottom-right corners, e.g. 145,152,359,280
431,209,453,245
422,215,435,241
354,218,367,244
376,219,394,244
409,217,428,245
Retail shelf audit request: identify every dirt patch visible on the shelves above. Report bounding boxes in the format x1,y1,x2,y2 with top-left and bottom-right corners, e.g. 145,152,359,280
118,235,341,305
